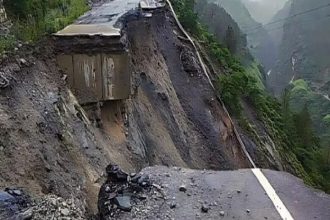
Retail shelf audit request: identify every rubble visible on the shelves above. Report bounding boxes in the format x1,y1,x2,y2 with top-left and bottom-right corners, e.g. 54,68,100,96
29,195,85,220
179,46,202,77
0,187,85,220
201,204,210,213
98,164,153,219
0,71,10,88
179,185,187,192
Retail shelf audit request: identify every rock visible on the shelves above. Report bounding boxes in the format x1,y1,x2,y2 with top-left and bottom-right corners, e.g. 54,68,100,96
237,190,241,194
14,47,18,51
106,164,128,182
170,201,176,209
138,194,147,200
61,74,68,81
50,198,57,206
18,208,33,220
157,92,168,101
19,58,27,66
246,209,251,213
114,196,132,211
220,211,225,216
179,185,187,192
105,186,111,192
137,174,151,187
60,208,70,216
12,190,22,196
201,204,209,213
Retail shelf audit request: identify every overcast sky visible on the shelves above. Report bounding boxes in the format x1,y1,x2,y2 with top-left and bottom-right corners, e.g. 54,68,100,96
241,0,289,24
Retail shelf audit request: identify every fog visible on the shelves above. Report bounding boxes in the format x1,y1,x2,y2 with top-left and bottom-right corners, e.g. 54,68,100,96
241,0,289,24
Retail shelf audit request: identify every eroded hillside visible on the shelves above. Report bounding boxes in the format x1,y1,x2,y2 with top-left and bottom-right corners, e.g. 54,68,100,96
0,3,254,217
1,0,328,219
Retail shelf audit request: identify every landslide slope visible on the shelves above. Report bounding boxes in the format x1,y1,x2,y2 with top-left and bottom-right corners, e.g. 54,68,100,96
0,4,252,216
126,10,250,170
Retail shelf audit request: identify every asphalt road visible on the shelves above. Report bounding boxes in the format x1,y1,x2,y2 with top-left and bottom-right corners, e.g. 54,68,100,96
117,166,330,220
76,0,140,26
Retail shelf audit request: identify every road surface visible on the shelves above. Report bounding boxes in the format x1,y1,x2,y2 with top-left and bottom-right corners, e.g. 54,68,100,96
115,166,330,220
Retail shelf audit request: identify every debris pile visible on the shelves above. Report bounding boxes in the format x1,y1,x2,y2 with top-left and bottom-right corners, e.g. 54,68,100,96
98,164,153,219
0,187,85,220
30,195,85,220
179,46,202,77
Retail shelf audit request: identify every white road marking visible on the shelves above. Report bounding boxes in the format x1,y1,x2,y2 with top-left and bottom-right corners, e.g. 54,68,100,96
252,168,294,220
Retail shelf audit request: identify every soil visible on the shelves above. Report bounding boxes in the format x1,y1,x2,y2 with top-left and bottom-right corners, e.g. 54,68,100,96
126,10,251,170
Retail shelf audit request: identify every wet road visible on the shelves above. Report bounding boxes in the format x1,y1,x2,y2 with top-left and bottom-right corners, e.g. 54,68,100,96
118,166,330,220
77,0,141,26
56,0,142,37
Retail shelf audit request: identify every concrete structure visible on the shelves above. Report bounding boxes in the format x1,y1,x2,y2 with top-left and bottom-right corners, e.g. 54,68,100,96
55,24,130,104
54,0,165,104
56,51,130,104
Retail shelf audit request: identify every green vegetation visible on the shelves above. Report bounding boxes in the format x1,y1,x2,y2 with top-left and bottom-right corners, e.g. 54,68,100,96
0,35,16,52
3,0,88,42
172,0,329,192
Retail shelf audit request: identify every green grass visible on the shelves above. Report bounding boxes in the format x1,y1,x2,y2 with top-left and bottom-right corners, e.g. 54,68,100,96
5,0,89,42
0,35,16,53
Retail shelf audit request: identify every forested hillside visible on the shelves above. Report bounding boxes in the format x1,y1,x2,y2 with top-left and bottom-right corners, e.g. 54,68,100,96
266,0,330,188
